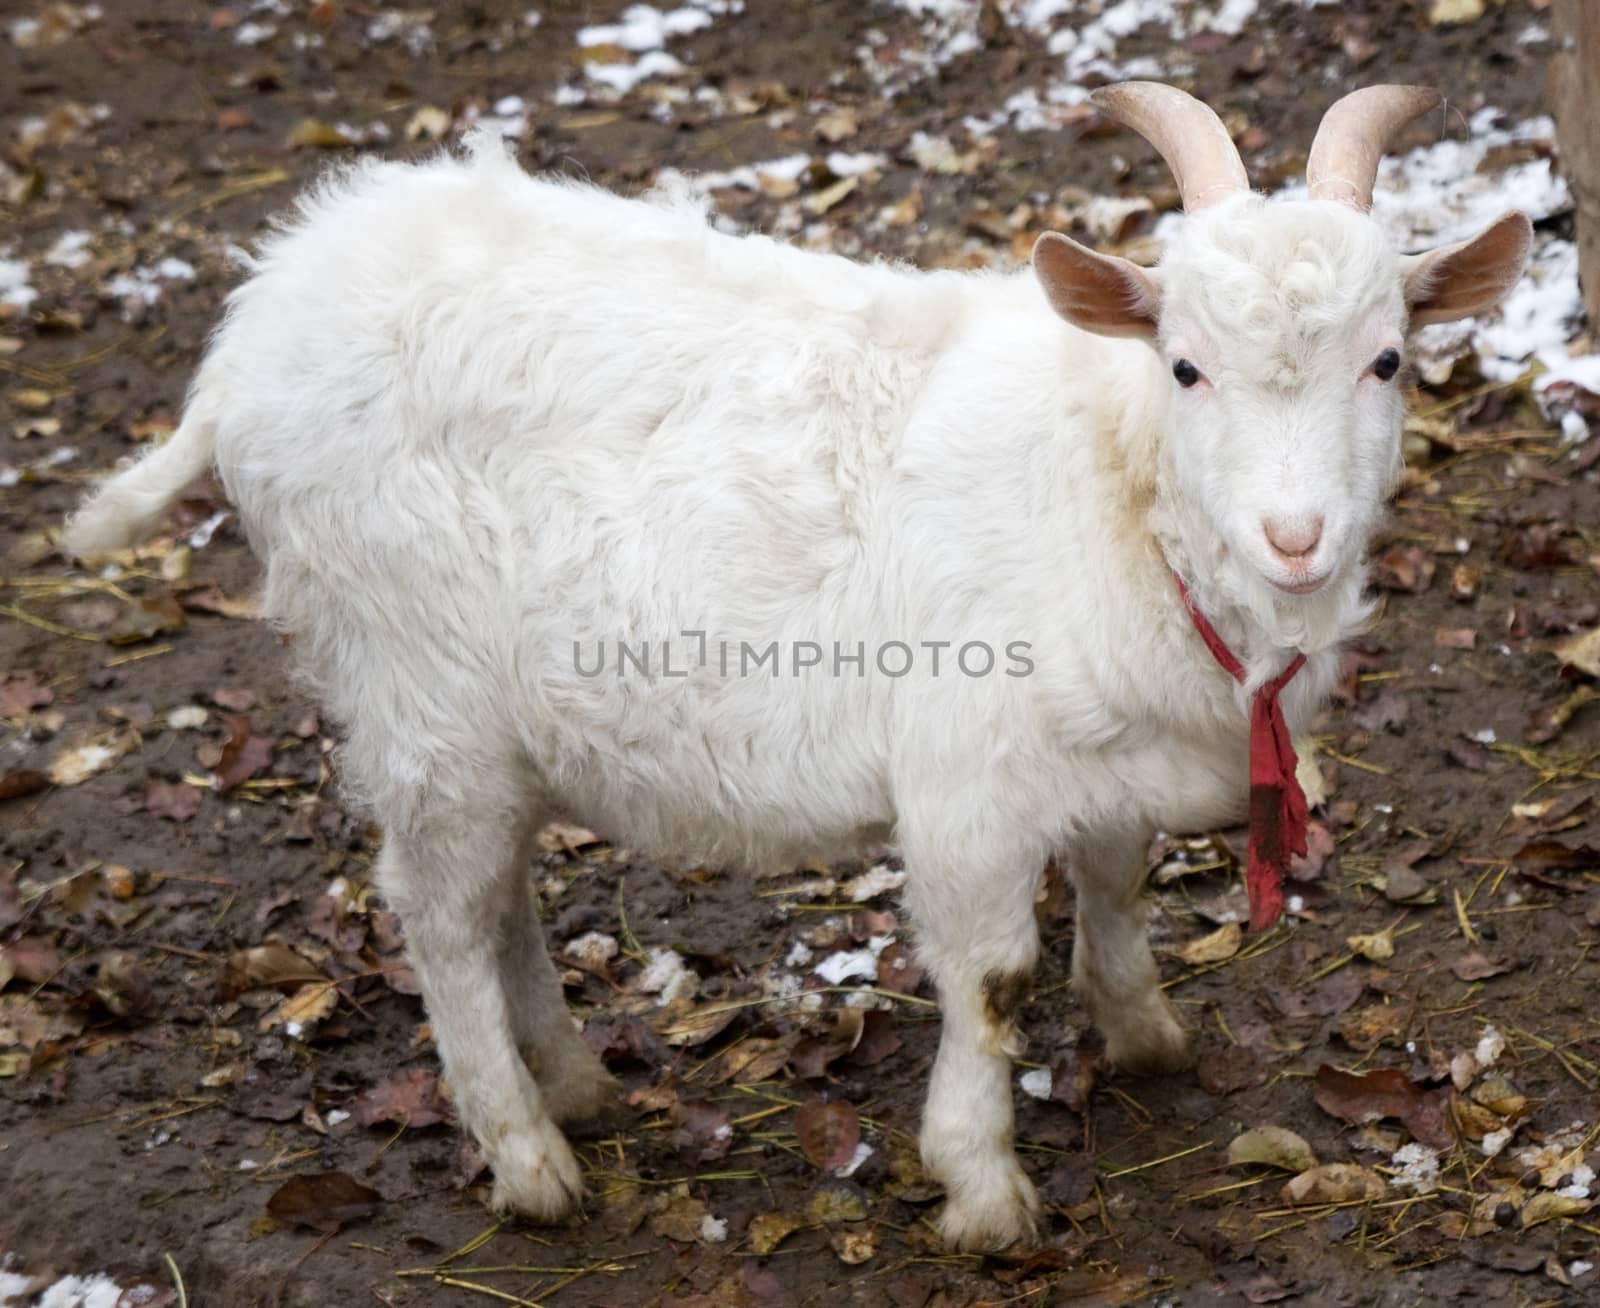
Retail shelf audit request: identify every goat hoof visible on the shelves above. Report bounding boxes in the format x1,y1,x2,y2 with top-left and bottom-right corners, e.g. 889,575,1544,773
1104,1005,1192,1076
485,1125,585,1222
546,1069,627,1135
936,1161,1042,1253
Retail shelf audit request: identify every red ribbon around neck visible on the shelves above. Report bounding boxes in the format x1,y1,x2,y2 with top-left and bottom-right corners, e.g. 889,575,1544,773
1174,574,1307,933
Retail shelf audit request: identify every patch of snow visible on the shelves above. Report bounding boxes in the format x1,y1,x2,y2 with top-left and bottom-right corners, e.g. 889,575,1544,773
34,1275,126,1308
44,230,93,270
1474,1025,1505,1067
168,705,209,730
1479,1127,1512,1158
1471,728,1496,746
579,3,714,51
233,20,276,45
859,1,983,96
187,509,230,550
991,1,1234,129
367,10,434,56
825,151,888,178
662,153,811,195
814,947,878,985
0,255,35,308
564,930,620,968
1196,0,1258,37
585,50,684,95
1389,1142,1441,1193
834,1139,874,1177
1558,1162,1596,1200
638,945,697,1003
814,933,894,985
1019,1067,1053,1100
845,863,906,901
106,255,196,311
784,939,814,967
575,0,741,98
325,1108,350,1126
698,1212,729,1242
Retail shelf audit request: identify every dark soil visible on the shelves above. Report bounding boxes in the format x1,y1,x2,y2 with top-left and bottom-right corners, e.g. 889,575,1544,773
2,3,1597,1307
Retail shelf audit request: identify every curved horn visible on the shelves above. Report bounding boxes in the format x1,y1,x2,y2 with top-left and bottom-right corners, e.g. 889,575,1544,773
1306,85,1442,210
1090,81,1249,211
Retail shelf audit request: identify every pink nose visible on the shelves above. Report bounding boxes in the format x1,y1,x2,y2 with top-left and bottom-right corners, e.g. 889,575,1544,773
1263,516,1323,561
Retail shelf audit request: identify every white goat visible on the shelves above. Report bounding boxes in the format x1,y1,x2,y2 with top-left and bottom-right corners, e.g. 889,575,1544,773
64,83,1529,1251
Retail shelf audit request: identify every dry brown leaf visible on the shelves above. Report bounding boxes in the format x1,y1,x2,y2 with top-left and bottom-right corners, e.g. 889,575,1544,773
266,1171,382,1232
795,1098,860,1172
145,778,202,821
1521,1191,1592,1226
830,1227,877,1264
214,713,274,789
0,770,49,801
260,981,338,1036
1227,1125,1317,1173
1177,921,1242,965
107,593,185,644
1554,626,1600,679
1337,1003,1406,1052
1346,928,1395,962
352,1066,451,1128
48,734,133,786
815,108,858,142
223,943,323,997
1429,0,1485,23
747,1210,807,1254
1280,1162,1385,1206
286,117,356,149
805,175,859,216
1314,1064,1453,1148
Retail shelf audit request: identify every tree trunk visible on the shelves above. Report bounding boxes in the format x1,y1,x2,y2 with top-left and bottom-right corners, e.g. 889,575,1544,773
1552,0,1600,326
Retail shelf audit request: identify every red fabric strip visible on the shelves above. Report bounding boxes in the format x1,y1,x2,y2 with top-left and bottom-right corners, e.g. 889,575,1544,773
1174,575,1307,932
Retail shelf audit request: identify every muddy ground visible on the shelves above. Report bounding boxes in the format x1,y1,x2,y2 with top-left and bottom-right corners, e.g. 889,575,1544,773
3,2,1599,1306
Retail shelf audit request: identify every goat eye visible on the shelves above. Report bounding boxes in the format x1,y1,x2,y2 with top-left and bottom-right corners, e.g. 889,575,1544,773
1370,348,1401,382
1172,358,1201,388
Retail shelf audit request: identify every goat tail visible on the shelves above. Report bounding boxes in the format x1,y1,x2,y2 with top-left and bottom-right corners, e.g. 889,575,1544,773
61,400,218,556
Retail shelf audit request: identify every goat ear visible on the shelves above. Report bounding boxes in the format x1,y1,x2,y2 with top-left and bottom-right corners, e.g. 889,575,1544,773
1402,211,1532,326
1032,231,1162,339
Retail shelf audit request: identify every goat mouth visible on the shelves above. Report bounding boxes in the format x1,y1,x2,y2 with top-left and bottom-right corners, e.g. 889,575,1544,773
1270,573,1327,596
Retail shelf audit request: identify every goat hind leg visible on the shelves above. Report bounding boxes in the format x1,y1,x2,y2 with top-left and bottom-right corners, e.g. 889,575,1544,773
378,795,584,1220
1069,828,1189,1074
499,835,621,1131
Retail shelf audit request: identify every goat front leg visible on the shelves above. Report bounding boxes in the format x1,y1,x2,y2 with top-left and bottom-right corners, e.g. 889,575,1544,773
1069,828,1189,1074
378,794,584,1220
904,822,1046,1252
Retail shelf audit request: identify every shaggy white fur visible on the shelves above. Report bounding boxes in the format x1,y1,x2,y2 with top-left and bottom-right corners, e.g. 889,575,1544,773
64,121,1527,1251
